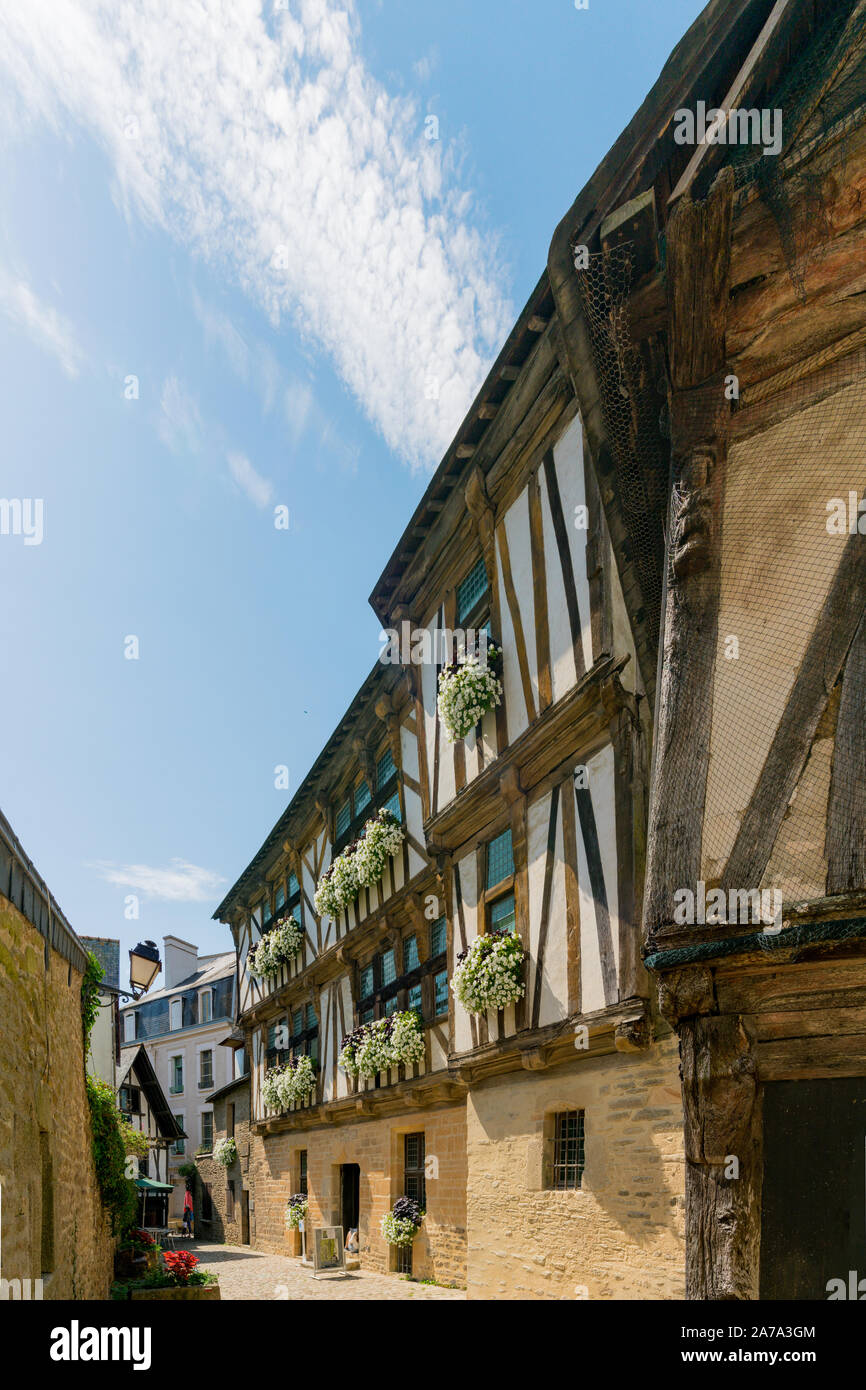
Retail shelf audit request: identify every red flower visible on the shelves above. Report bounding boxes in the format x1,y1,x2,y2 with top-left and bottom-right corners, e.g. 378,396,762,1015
133,1229,156,1248
163,1250,200,1285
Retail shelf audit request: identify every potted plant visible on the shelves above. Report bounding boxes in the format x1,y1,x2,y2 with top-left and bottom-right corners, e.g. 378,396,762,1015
247,915,303,978
437,645,503,742
381,1196,424,1248
121,1250,220,1301
285,1193,307,1230
262,1053,317,1112
314,809,404,917
339,1010,425,1078
451,930,525,1014
213,1137,238,1168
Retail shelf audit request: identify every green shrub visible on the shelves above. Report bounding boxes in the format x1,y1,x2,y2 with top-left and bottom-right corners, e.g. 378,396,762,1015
85,1074,138,1233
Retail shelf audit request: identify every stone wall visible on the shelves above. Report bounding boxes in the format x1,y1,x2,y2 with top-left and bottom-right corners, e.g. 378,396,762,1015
193,1080,251,1246
0,897,114,1299
249,1102,467,1286
466,1038,685,1300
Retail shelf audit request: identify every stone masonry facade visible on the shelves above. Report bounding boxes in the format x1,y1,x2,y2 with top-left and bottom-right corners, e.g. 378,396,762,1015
248,1103,467,1286
193,1079,252,1247
466,1038,685,1300
0,896,114,1299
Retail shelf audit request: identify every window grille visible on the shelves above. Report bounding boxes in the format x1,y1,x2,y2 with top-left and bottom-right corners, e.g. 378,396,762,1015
360,964,374,999
404,1133,426,1206
487,829,514,887
552,1110,585,1189
299,1150,308,1196
457,556,489,622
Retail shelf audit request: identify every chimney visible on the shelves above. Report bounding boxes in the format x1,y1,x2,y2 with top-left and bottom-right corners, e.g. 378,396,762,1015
163,936,198,990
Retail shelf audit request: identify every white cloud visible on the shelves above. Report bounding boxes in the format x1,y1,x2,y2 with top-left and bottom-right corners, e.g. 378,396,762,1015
0,0,512,468
91,857,226,902
227,450,273,508
158,375,203,454
0,274,83,377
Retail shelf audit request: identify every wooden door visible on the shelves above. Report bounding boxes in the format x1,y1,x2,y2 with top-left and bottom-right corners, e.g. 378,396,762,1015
760,1078,866,1299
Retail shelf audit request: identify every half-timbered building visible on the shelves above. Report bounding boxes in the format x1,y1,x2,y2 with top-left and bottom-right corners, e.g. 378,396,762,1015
546,0,866,1299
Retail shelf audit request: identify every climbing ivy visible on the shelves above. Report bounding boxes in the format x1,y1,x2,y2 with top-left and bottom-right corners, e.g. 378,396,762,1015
85,1074,138,1234
81,950,104,1055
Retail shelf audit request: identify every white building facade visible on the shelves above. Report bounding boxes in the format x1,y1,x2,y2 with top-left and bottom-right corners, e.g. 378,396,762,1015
119,935,242,1217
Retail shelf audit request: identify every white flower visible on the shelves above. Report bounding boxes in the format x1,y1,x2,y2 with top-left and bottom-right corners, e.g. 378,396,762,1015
339,1010,424,1078
213,1137,237,1167
286,1195,308,1230
437,650,503,742
247,915,303,978
451,931,525,1014
381,1211,422,1246
262,1053,317,1112
315,810,404,915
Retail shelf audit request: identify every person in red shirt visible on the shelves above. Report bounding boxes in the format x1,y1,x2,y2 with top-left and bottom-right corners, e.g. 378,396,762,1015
182,1186,194,1238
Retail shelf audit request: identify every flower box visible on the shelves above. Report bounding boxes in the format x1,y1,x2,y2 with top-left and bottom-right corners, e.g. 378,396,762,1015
247,916,303,978
315,809,404,918
262,1053,317,1112
339,1010,424,1078
451,931,525,1014
437,646,503,742
129,1285,221,1301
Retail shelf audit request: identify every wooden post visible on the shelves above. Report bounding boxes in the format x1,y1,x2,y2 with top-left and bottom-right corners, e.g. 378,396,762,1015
643,166,735,939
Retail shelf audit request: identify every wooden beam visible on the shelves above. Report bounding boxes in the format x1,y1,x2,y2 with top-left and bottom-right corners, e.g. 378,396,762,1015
668,0,793,207
826,611,866,895
643,167,734,937
527,315,547,332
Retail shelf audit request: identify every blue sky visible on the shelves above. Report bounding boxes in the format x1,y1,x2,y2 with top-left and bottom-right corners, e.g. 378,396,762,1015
0,0,704,984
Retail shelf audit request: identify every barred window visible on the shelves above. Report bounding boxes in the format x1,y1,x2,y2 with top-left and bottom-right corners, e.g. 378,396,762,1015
404,1132,426,1207
299,1149,308,1196
487,828,514,887
403,935,419,972
430,916,446,957
552,1110,585,1190
457,556,488,623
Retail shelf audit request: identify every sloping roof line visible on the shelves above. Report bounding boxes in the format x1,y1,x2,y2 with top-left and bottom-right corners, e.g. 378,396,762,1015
119,951,235,1010
117,1045,185,1141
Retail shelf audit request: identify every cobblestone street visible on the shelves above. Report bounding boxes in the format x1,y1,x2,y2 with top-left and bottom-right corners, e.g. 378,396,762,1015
190,1242,466,1301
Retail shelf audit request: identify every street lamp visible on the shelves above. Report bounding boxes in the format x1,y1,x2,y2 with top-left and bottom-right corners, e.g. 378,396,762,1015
128,940,162,998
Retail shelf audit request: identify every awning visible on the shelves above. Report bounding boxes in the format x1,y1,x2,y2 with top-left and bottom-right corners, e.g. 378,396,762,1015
135,1176,174,1192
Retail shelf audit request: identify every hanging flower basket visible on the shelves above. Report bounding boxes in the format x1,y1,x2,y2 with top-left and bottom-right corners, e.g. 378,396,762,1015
381,1196,424,1247
213,1137,237,1168
262,1054,317,1112
315,810,404,917
247,915,303,978
339,1010,425,1079
437,646,503,742
451,931,525,1014
286,1194,308,1230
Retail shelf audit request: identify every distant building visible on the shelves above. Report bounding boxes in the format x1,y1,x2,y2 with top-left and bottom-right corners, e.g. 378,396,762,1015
119,935,243,1218
80,935,122,1088
116,1045,185,1228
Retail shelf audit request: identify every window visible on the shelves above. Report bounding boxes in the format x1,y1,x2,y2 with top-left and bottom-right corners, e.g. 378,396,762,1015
381,949,396,987
200,990,212,1024
376,747,397,791
199,1050,213,1090
354,779,371,816
382,791,401,821
292,1008,304,1038
299,1150,308,1196
336,799,352,838
552,1110,585,1190
360,964,374,1000
489,892,516,936
119,1085,141,1114
123,1010,135,1043
404,1132,426,1207
201,1112,214,1152
227,1104,235,1139
430,916,446,957
169,998,182,1031
434,970,449,1016
408,983,422,1014
403,935,419,972
286,872,301,917
384,995,399,1016
173,1115,185,1156
267,1015,288,1066
275,883,286,913
360,1007,374,1025
305,1003,317,1030
261,891,274,932
170,1056,183,1094
457,556,489,624
487,828,514,888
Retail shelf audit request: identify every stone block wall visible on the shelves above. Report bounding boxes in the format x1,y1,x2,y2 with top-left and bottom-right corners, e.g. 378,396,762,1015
465,1038,685,1300
249,1102,467,1286
192,1081,251,1246
0,897,114,1299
